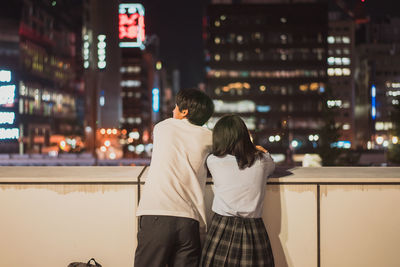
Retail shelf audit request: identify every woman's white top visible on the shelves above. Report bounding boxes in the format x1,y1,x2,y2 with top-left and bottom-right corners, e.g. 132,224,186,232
207,153,275,218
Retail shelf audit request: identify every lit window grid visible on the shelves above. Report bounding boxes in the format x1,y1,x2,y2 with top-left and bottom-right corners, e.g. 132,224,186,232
327,35,351,44
207,116,256,130
213,100,256,113
213,82,325,96
121,117,142,124
207,69,325,78
327,68,351,76
121,80,141,87
17,84,76,117
209,48,326,62
327,57,351,66
375,122,393,131
120,66,141,73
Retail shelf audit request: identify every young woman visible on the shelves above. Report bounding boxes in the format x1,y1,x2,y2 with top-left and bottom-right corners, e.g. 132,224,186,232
200,114,275,267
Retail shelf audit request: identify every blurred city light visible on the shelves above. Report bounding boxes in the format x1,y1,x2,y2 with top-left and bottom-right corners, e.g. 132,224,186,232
371,85,376,120
376,136,384,145
291,140,299,148
136,144,145,154
392,136,399,144
152,88,159,112
129,131,140,140
383,140,389,147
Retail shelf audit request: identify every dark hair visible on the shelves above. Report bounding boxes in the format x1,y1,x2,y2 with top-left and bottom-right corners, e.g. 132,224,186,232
176,88,214,126
212,114,262,169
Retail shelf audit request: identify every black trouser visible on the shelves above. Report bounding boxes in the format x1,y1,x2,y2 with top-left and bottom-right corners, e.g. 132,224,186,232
134,215,201,267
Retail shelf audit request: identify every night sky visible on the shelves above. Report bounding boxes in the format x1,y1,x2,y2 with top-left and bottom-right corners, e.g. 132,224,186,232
143,0,400,89
143,0,210,89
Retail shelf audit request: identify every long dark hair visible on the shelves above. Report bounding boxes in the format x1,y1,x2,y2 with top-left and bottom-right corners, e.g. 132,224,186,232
212,114,262,169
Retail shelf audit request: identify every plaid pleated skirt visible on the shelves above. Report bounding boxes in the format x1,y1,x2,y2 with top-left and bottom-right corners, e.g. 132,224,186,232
200,213,275,267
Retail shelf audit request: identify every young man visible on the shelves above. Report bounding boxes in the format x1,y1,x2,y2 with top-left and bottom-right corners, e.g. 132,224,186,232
134,88,214,267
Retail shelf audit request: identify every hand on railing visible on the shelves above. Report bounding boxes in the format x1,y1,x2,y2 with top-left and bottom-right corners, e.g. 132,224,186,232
256,145,268,153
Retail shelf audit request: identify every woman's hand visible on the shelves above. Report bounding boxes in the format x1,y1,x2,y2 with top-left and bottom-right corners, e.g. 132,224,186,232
255,145,268,153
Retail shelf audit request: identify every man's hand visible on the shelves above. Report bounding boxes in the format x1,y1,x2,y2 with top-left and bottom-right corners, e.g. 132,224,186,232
256,145,268,153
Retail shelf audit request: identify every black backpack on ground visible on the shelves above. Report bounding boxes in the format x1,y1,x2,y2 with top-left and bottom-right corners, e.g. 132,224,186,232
68,258,102,267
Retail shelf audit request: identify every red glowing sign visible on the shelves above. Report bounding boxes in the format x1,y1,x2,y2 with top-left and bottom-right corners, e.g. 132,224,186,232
119,4,145,49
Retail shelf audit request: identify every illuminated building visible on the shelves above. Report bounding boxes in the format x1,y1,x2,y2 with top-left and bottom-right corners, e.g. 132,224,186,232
83,0,122,154
205,2,328,153
118,3,158,158
326,10,356,148
0,0,85,153
355,17,400,149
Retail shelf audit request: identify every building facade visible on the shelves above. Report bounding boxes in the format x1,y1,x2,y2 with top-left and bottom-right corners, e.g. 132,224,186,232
118,3,159,158
205,2,328,154
0,0,85,154
82,0,122,158
355,17,400,149
327,12,356,149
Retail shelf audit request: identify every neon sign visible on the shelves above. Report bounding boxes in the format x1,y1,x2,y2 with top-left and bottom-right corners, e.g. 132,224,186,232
0,85,15,106
0,128,19,140
83,34,90,69
97,34,106,69
152,88,159,112
119,3,145,49
0,70,11,82
0,69,18,140
0,112,15,124
371,85,376,120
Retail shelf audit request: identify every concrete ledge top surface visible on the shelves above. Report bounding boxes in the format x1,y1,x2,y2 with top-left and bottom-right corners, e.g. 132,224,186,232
0,166,145,183
140,166,400,183
266,167,400,183
0,166,399,183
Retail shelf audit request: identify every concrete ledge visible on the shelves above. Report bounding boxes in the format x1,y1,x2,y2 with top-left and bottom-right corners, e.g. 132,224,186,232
0,166,145,183
269,166,400,183
1,167,400,267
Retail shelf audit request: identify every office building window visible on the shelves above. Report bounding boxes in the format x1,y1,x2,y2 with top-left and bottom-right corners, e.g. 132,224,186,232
342,36,350,43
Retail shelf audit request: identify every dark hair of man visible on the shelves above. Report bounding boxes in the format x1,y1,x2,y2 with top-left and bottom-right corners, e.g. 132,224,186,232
176,88,214,126
212,114,262,169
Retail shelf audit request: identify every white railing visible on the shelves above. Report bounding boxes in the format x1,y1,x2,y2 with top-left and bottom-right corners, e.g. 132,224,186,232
0,167,399,267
